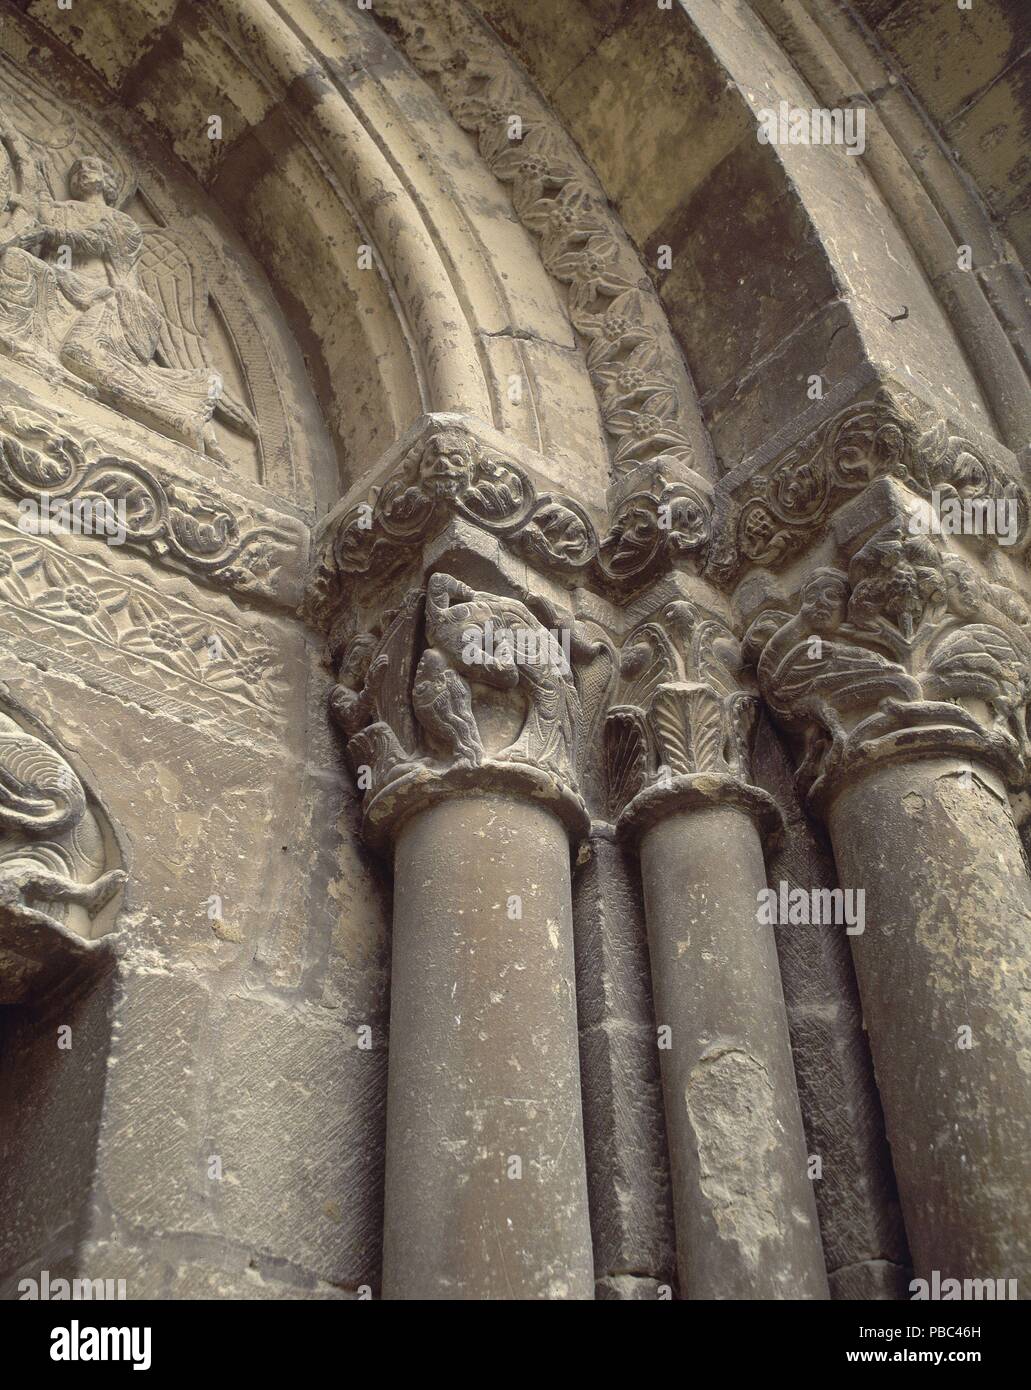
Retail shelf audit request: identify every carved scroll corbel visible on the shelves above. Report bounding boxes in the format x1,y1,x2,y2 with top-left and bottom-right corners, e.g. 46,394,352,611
0,689,126,1003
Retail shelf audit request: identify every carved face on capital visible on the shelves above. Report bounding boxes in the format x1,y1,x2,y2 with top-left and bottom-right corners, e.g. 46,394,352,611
664,487,711,556
69,156,119,206
338,632,379,690
602,498,655,573
414,433,474,499
799,570,850,629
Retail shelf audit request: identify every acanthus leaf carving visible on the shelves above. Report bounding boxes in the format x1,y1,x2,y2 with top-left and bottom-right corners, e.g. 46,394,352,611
743,526,1031,808
603,600,767,826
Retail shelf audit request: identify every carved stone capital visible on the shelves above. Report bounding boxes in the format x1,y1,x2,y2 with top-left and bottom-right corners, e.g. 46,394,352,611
742,517,1031,812
603,596,781,838
329,573,598,849
307,416,720,630
714,387,1030,585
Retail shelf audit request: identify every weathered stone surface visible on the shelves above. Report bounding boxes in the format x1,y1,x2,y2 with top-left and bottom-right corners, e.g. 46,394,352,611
573,834,675,1294
754,716,911,1295
0,0,1027,1306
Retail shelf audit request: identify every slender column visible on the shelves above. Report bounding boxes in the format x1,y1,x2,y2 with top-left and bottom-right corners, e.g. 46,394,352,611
747,519,1031,1288
621,781,828,1298
330,571,596,1299
606,601,829,1298
826,756,1031,1283
382,789,593,1299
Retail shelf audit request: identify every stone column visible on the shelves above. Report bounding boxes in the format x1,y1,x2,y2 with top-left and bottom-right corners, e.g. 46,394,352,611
747,520,1031,1287
331,572,595,1299
382,786,592,1299
607,601,828,1298
826,757,1031,1283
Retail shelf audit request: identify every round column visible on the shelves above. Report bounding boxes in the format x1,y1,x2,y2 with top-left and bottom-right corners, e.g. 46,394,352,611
380,781,594,1300
622,778,828,1299
827,755,1031,1284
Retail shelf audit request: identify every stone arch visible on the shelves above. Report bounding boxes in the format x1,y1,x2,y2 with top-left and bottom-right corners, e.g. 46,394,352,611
0,0,1026,1305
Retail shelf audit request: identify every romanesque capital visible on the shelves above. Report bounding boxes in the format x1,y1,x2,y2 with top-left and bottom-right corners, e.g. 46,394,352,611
743,517,1031,813
329,571,602,850
714,386,1029,585
604,594,781,841
308,415,719,639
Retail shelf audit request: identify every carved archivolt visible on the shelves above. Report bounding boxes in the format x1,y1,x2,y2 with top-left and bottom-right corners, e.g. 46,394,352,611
743,526,1031,809
376,0,708,485
0,689,125,1003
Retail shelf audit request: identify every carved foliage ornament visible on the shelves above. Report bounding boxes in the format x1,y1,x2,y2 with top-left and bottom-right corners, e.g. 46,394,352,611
375,1,701,482
0,525,284,722
604,600,760,822
743,525,1031,806
729,392,1028,575
320,427,712,596
0,406,293,593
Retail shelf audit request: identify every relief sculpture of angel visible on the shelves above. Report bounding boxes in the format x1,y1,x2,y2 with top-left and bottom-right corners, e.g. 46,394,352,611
0,113,257,465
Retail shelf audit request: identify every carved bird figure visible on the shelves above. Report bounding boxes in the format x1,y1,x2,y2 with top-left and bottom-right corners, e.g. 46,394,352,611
411,648,483,765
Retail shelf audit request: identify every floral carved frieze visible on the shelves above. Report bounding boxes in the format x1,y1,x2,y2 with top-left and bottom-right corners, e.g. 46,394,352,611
0,523,285,726
722,391,1029,579
0,406,302,600
375,0,706,483
743,524,1031,809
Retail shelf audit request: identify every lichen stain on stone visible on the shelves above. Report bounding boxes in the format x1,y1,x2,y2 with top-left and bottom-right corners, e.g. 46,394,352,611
686,1047,783,1268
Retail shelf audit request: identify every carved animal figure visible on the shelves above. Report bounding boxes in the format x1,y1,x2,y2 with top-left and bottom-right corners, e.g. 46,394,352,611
424,571,581,781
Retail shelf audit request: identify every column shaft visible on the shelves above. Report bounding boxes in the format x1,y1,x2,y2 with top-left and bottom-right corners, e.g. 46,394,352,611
638,804,828,1298
381,792,594,1299
827,757,1031,1284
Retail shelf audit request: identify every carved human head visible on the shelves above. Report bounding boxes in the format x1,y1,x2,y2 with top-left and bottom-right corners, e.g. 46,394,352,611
663,484,712,557
799,569,850,628
415,648,449,682
69,156,120,206
412,431,474,499
339,631,379,688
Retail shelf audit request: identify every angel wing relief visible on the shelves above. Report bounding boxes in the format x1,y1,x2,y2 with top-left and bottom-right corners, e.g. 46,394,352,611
0,61,258,469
